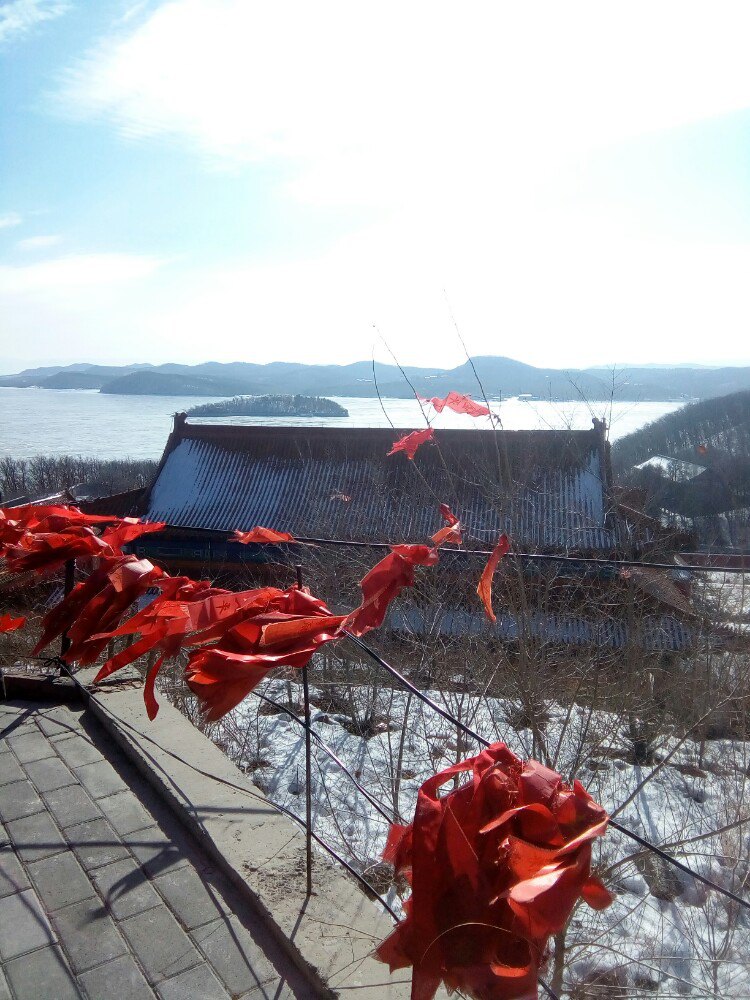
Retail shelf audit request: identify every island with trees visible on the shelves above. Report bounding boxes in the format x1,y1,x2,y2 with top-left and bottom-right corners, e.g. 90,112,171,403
186,394,349,418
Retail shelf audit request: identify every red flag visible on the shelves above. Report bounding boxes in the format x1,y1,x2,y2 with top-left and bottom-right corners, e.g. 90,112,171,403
100,518,165,550
233,527,296,544
421,391,491,418
430,504,462,547
387,428,435,460
5,525,113,575
31,554,164,667
1,505,163,576
477,534,509,622
377,743,612,1000
185,586,347,720
0,614,25,634
345,544,439,637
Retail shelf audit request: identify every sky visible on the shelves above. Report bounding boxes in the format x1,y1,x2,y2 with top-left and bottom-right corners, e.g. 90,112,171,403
2,0,750,373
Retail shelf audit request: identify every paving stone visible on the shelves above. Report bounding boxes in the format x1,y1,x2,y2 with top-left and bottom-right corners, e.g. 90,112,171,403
78,953,154,1000
74,759,128,799
0,967,10,1000
0,844,30,897
152,865,230,930
191,917,280,997
127,826,190,878
54,734,104,769
36,707,83,740
0,755,25,786
6,731,56,764
241,981,297,1000
51,896,127,973
7,810,66,862
28,852,94,912
0,887,56,959
120,905,202,983
0,712,36,740
158,965,229,1000
4,945,81,1000
42,783,102,830
98,789,153,836
0,706,23,721
66,817,130,871
0,779,44,822
23,755,77,793
91,857,161,920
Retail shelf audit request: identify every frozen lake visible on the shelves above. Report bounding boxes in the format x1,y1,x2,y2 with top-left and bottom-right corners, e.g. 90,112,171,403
0,387,683,460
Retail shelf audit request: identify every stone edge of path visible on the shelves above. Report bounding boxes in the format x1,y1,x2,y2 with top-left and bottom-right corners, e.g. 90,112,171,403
71,668,412,999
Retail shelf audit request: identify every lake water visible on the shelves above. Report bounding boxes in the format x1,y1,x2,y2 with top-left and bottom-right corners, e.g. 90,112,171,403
0,387,683,460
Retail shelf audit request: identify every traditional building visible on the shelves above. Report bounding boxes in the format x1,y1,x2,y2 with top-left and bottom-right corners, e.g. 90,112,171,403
134,413,623,553
105,415,699,656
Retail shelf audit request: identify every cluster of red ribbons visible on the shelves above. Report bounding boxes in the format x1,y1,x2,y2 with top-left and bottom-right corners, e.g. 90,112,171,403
186,525,468,717
377,742,612,999
0,501,510,720
0,503,482,721
0,502,612,997
0,504,162,574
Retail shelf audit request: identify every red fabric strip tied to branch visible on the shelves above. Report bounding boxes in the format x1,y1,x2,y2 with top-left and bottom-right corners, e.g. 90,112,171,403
420,391,491,418
377,742,612,1000
430,504,462,548
345,544,439,637
2,507,164,576
233,527,296,544
33,555,166,666
185,585,347,720
477,535,510,623
387,428,435,460
0,614,25,634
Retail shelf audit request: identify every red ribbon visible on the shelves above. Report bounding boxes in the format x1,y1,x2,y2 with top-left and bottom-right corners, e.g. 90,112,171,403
420,391,491,418
378,742,612,999
387,428,435,460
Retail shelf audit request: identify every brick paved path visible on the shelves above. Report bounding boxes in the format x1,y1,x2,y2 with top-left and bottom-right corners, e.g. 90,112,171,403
0,698,313,999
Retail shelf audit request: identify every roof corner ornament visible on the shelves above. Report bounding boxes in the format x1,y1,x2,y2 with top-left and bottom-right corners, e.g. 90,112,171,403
592,416,607,437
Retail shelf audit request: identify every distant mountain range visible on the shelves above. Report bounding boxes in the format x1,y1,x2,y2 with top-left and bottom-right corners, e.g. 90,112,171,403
3,357,750,401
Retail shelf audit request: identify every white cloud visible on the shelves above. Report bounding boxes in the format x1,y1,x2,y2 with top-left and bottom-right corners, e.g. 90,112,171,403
0,252,166,294
32,1,750,367
57,1,750,190
0,212,22,229
15,234,62,251
0,0,69,45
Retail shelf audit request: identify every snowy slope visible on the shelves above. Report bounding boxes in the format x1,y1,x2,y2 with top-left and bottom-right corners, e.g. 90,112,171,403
216,680,750,997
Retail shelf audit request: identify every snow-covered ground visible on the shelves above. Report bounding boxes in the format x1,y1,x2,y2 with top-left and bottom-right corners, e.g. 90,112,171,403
698,572,750,625
215,678,750,997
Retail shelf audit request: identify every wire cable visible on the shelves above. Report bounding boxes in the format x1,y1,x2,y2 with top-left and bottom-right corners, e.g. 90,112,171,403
346,632,750,915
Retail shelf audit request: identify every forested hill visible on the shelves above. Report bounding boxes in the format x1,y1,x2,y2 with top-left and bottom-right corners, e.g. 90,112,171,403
612,390,750,473
186,394,348,417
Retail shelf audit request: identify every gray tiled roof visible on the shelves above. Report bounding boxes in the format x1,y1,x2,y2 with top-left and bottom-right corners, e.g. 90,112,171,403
145,422,619,552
